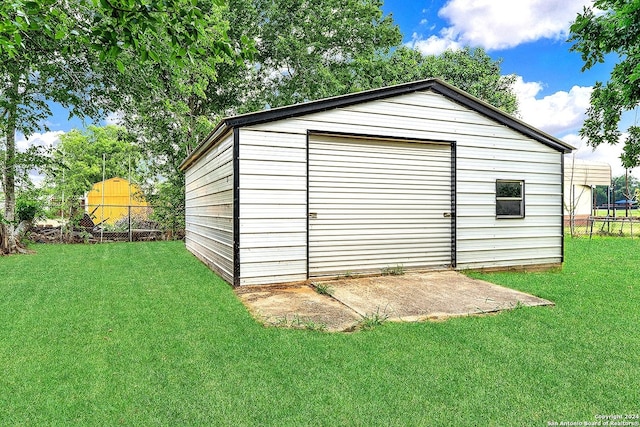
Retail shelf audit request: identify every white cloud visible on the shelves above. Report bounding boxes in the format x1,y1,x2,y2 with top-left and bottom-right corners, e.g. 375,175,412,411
10,131,64,188
407,29,463,55
510,76,638,177
407,30,463,55
16,131,64,152
409,0,588,54
29,171,46,187
512,76,592,135
105,112,124,126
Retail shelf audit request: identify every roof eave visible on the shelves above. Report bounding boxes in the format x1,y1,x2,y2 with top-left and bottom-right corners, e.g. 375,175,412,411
224,79,442,129
179,121,232,172
429,80,574,154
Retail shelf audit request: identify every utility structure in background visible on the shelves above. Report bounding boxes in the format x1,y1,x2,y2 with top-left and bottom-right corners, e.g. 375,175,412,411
563,158,611,236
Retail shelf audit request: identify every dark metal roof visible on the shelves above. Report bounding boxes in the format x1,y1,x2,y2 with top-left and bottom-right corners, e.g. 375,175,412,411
180,78,574,171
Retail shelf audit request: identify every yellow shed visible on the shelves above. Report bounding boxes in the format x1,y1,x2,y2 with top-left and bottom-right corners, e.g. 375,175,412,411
86,177,149,225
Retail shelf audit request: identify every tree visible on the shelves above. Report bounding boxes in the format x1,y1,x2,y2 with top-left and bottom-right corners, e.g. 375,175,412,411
611,174,639,203
593,174,640,209
1,8,115,252
0,0,238,253
231,2,517,114
113,5,245,238
123,1,518,236
230,0,402,109
0,0,230,61
44,125,143,204
225,2,515,113
594,185,609,207
354,46,518,114
569,1,640,168
119,0,403,233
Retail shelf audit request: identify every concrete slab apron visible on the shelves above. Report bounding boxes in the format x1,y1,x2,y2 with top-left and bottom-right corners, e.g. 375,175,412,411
235,271,554,332
321,271,554,322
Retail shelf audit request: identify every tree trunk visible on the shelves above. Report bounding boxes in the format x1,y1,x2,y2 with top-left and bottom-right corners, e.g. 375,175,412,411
1,77,19,254
0,223,9,254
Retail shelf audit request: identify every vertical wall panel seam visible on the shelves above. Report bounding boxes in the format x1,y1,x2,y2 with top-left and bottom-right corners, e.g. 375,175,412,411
233,127,240,287
306,130,310,279
451,142,457,268
560,154,565,264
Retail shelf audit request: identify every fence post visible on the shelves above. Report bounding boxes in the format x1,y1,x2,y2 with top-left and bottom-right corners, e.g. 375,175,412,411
128,205,132,242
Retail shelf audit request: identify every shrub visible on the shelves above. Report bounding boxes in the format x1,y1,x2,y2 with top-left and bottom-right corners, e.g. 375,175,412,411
16,194,44,223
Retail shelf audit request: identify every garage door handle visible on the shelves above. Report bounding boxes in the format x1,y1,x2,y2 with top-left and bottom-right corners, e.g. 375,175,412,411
443,212,452,218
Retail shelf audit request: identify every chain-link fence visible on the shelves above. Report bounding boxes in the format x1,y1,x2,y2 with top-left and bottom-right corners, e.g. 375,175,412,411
565,213,640,237
29,202,184,243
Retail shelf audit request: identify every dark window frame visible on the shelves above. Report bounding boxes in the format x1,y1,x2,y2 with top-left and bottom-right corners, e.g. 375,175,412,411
496,180,525,218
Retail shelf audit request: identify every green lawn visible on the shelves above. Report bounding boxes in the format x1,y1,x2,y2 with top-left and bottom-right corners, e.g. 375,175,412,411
1,239,639,426
594,209,640,217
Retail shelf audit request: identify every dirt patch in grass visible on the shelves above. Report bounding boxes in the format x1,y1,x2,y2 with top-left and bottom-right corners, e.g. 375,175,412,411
235,284,361,331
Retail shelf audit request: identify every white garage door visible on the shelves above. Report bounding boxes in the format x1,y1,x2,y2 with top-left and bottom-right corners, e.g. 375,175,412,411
308,134,453,277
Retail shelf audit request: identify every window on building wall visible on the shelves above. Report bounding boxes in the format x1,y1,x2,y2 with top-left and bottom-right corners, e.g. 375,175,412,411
496,180,524,218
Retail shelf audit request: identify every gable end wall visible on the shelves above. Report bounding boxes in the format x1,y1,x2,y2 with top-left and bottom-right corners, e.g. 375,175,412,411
233,89,563,285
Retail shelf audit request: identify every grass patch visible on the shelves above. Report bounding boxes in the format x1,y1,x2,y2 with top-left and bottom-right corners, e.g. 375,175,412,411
593,209,640,217
569,211,640,237
381,264,405,276
1,239,639,425
272,315,328,332
312,282,334,296
358,307,390,331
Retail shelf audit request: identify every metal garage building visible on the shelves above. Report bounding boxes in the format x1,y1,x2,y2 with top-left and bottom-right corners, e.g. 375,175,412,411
180,79,573,286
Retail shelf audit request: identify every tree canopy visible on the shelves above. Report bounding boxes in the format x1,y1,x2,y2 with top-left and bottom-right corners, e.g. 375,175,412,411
593,174,640,207
1,0,239,253
0,0,232,61
229,0,402,109
120,2,517,223
569,0,640,168
2,0,520,253
356,46,518,114
44,125,143,202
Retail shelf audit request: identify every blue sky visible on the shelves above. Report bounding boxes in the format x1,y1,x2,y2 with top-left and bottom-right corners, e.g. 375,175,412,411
381,0,610,93
381,0,636,178
20,0,637,179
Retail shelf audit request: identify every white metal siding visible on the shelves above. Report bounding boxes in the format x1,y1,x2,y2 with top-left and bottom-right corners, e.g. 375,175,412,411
238,129,308,285
455,146,562,268
243,90,562,276
184,132,234,283
308,135,452,276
